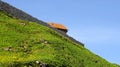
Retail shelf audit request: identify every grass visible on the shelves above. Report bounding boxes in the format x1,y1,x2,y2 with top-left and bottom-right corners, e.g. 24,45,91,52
0,10,119,67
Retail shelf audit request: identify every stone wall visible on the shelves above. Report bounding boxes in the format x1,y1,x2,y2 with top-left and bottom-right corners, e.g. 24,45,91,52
0,0,84,46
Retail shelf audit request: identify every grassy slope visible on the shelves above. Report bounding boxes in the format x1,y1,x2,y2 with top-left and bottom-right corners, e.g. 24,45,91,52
0,10,118,67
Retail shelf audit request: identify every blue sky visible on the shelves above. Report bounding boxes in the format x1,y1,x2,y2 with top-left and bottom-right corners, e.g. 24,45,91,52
3,0,120,64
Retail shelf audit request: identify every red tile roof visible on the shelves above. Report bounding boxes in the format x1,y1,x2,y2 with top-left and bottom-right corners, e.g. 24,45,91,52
48,22,67,30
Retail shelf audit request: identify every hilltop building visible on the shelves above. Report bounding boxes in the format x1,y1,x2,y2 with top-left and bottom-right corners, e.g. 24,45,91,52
48,22,68,33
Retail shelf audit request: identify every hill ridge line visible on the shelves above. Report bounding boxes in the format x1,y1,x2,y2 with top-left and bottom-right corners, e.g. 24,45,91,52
0,0,84,46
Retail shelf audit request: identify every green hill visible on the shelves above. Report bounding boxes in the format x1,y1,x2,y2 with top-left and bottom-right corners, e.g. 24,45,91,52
0,10,119,67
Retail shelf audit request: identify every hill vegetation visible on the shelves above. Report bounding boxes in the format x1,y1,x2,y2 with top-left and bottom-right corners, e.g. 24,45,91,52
0,10,119,67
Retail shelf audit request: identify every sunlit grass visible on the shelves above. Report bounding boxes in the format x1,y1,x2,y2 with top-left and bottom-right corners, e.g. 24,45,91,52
0,10,119,67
